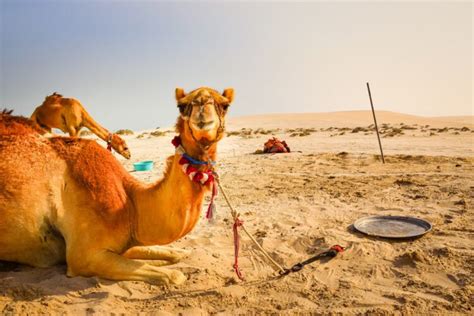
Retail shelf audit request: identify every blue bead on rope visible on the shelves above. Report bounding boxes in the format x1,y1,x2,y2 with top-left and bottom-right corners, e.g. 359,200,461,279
182,153,216,166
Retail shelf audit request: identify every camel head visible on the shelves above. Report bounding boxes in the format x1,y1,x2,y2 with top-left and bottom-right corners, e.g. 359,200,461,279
175,87,234,150
45,92,63,101
110,134,131,159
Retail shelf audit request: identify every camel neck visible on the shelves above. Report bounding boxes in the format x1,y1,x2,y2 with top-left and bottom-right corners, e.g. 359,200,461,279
82,112,110,141
177,135,217,165
133,152,210,245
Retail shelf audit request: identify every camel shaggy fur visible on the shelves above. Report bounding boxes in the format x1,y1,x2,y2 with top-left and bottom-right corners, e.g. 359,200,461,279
31,92,131,159
0,87,234,284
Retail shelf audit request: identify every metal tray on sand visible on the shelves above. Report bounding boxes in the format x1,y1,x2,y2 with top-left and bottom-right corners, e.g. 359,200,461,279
353,215,432,239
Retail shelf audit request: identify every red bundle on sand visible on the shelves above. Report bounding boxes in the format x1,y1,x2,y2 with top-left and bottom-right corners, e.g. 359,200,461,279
263,137,291,153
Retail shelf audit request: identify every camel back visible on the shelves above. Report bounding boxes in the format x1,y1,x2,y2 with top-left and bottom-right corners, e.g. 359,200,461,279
1,112,137,216
0,110,46,136
49,137,135,216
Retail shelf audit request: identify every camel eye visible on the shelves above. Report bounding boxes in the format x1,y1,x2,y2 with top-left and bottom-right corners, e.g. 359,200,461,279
222,104,230,111
178,104,187,114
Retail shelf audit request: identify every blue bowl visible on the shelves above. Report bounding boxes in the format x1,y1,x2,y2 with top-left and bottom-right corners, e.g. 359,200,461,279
133,160,154,171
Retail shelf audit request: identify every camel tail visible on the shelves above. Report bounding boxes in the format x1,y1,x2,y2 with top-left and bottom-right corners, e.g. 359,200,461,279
29,107,51,132
30,107,39,122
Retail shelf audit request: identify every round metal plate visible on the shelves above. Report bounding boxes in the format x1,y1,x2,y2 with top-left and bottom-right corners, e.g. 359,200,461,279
353,215,432,239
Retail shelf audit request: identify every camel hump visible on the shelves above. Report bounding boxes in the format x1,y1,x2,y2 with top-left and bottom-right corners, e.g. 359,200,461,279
0,111,46,136
55,96,84,112
49,137,134,214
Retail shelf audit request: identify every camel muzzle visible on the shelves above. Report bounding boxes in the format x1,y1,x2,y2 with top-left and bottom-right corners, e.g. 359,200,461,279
195,120,215,131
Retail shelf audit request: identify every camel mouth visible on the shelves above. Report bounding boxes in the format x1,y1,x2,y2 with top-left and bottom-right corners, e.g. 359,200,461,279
198,137,213,147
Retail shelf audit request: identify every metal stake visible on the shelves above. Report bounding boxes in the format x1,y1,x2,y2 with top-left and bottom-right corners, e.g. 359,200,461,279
366,82,385,163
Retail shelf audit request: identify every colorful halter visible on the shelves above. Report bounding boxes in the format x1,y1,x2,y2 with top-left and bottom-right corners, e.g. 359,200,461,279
172,136,217,219
106,133,113,152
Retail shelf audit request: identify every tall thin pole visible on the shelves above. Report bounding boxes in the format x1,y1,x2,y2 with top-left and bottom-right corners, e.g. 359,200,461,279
366,82,385,163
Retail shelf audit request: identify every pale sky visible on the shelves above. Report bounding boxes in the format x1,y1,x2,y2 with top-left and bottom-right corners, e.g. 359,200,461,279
1,1,472,130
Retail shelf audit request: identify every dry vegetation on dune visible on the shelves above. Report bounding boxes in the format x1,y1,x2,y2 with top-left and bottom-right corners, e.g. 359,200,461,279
78,129,92,136
136,129,172,139
115,129,134,135
226,123,472,140
227,128,281,138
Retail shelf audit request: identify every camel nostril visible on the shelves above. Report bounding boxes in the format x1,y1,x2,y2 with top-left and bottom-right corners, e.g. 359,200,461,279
197,121,214,129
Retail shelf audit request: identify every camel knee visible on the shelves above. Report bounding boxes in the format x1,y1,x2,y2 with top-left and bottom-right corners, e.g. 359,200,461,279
66,256,92,277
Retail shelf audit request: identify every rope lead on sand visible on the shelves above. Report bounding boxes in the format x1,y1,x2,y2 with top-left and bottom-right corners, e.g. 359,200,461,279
217,180,287,276
217,180,345,280
279,245,345,276
232,217,244,280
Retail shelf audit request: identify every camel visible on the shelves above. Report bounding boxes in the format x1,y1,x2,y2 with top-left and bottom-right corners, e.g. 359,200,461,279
0,87,234,284
30,92,131,159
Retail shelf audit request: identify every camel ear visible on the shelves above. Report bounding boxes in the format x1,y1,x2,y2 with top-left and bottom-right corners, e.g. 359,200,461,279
222,88,234,103
175,88,186,101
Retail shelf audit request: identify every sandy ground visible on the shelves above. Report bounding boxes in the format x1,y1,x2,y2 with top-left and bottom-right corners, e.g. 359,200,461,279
1,111,473,315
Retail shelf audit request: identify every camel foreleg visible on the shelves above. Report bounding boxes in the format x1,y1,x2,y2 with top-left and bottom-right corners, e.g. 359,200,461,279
67,125,78,137
122,245,191,265
67,250,187,284
133,259,172,267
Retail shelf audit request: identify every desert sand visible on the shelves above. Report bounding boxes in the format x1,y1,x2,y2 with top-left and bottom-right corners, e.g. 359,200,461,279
1,111,473,315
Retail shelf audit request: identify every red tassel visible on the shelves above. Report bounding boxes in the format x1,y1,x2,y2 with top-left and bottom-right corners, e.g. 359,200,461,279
204,173,214,186
194,172,204,182
171,136,181,147
186,166,198,175
206,182,218,220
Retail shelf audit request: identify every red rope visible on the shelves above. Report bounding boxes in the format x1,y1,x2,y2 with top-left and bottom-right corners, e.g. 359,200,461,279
173,136,216,218
233,217,244,280
206,182,217,219
330,245,345,253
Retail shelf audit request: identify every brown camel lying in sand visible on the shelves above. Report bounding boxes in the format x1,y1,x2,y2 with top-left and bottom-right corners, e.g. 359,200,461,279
31,92,131,159
0,87,234,284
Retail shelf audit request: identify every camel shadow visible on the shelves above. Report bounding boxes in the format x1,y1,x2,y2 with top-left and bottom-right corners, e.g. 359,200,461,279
116,274,285,303
0,261,99,301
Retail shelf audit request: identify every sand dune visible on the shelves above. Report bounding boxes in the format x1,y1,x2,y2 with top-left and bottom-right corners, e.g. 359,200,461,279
228,111,473,129
0,111,473,315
